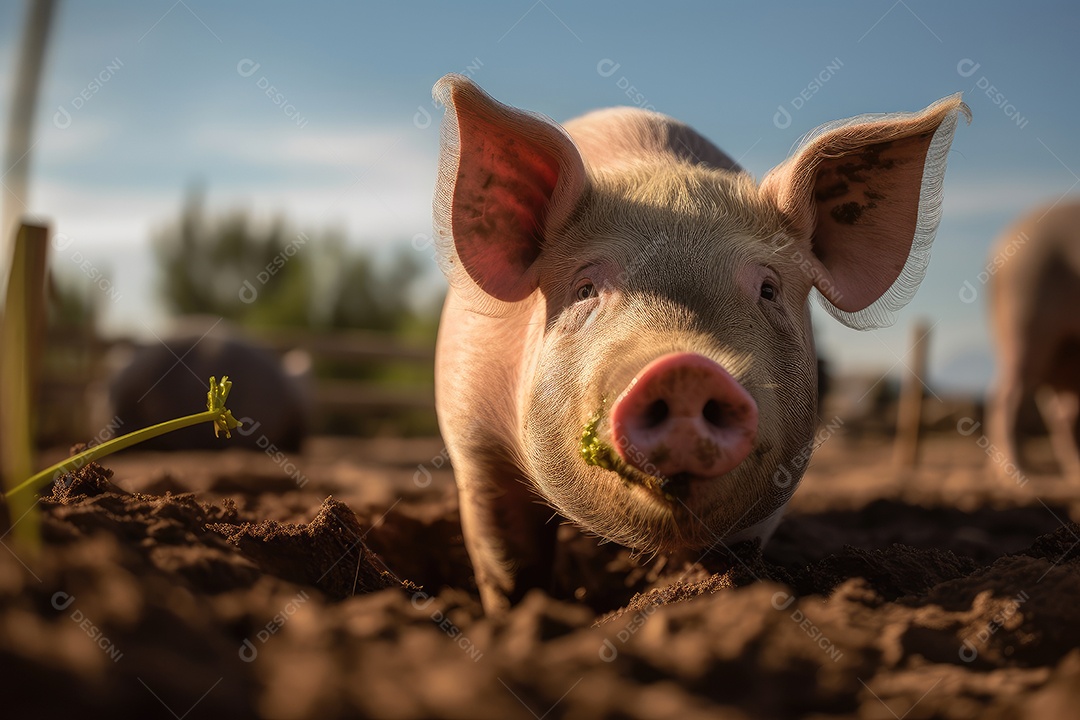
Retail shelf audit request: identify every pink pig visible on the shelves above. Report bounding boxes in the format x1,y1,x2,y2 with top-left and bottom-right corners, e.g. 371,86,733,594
432,75,968,613
987,199,1080,483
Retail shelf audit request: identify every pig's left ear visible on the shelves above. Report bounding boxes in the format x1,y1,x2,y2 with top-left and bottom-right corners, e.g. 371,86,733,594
761,94,970,329
432,74,586,302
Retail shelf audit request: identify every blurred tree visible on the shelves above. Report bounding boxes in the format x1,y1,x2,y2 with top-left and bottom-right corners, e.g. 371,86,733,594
152,189,312,328
48,271,98,330
152,189,435,333
151,189,443,436
39,270,107,445
321,238,425,332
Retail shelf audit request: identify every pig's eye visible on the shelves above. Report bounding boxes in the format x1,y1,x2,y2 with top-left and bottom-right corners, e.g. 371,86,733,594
759,280,778,301
575,281,598,302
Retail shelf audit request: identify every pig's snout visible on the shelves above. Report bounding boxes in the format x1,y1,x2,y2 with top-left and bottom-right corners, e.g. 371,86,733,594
610,352,758,480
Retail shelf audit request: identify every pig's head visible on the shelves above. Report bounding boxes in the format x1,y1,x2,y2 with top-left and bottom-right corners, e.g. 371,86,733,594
433,75,967,554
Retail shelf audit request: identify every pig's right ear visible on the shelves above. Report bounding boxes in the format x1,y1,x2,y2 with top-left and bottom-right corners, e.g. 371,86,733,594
761,94,969,329
432,74,586,302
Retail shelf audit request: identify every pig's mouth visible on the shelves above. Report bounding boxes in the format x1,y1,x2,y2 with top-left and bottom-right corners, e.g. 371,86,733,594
580,412,697,502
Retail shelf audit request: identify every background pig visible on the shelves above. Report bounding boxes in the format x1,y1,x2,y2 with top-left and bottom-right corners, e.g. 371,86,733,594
987,199,1080,481
104,317,310,451
433,75,967,613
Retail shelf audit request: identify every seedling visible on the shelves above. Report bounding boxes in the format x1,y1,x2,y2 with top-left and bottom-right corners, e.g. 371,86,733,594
4,376,241,501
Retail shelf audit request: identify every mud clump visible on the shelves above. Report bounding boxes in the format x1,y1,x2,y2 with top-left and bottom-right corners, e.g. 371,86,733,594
210,497,415,599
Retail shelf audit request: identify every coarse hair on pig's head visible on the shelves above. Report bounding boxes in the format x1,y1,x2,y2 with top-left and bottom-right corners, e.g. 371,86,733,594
517,160,817,552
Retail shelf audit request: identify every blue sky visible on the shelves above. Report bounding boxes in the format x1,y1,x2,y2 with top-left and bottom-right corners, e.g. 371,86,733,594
1,1,1078,394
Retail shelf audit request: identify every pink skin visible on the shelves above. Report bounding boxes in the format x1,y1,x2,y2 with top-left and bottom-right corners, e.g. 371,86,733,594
610,353,758,480
431,74,968,614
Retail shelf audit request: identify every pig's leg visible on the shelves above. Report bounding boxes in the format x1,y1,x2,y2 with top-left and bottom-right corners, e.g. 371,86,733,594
990,315,1056,478
1074,395,1080,481
989,355,1028,478
1035,388,1080,482
1074,390,1080,478
454,456,559,614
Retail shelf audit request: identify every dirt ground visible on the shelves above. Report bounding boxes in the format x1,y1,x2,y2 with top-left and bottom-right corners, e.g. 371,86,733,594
1,429,1079,719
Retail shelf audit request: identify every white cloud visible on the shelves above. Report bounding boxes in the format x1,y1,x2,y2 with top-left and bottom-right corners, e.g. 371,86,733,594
202,182,435,243
35,115,116,161
193,123,437,178
942,176,1077,221
196,126,440,241
32,167,440,338
28,119,440,250
30,178,178,248
29,177,434,254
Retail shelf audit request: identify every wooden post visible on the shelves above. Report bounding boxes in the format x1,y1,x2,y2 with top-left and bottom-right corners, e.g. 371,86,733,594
2,0,57,294
893,320,931,470
1,222,49,544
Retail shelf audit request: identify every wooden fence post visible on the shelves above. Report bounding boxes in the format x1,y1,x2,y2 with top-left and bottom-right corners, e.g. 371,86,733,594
893,320,931,471
1,222,50,542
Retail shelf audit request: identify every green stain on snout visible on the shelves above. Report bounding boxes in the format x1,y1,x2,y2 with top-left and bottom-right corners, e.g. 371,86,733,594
580,411,621,471
579,408,674,500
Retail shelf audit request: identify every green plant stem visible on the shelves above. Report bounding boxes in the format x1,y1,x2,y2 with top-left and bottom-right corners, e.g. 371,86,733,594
5,408,224,500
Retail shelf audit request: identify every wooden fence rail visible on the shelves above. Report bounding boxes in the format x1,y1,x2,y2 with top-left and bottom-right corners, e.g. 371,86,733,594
38,326,437,445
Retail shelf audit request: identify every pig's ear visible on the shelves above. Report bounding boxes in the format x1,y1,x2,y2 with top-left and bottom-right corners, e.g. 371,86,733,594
433,74,586,302
761,94,970,329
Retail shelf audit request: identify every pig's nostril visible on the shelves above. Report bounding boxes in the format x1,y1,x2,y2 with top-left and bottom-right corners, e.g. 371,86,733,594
610,353,760,481
644,399,669,428
702,399,725,428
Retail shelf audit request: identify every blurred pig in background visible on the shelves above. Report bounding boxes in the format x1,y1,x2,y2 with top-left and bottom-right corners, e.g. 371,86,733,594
101,317,310,451
988,199,1080,482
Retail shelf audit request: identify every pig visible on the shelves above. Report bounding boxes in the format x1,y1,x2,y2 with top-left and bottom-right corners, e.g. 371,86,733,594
105,317,310,451
987,199,1080,482
432,74,968,613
